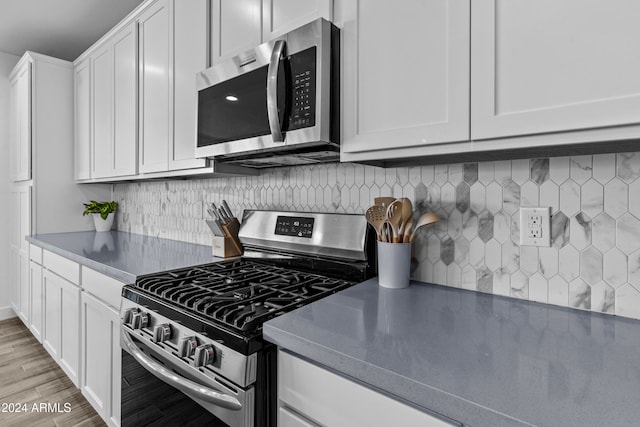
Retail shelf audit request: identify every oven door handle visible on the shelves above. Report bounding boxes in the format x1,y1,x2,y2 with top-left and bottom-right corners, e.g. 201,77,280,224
267,39,285,143
121,329,242,411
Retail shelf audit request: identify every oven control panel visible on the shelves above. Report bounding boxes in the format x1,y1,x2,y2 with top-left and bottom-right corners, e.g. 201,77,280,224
275,216,314,238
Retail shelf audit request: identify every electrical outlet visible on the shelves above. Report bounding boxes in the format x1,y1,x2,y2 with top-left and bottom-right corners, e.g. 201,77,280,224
520,207,551,247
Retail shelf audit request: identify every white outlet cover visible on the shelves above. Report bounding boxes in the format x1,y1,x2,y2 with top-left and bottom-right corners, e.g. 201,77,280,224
520,207,551,247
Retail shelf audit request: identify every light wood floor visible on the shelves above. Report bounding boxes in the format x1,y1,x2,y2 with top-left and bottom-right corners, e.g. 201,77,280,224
0,317,106,427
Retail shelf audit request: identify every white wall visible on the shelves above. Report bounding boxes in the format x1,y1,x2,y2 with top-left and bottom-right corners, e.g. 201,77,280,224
0,51,20,318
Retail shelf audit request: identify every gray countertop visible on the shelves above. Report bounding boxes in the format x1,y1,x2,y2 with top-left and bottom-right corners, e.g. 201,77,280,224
27,231,217,283
264,278,640,427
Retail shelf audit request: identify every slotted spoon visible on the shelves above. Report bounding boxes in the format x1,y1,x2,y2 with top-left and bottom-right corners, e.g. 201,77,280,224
365,205,388,242
386,200,404,243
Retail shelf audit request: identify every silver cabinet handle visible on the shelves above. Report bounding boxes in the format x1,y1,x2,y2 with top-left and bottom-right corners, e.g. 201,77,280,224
121,328,242,411
267,39,286,143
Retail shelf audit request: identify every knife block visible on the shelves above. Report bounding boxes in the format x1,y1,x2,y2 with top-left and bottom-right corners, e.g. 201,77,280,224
212,236,242,258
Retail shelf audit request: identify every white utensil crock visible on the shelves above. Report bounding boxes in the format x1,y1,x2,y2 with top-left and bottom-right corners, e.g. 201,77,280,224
377,241,411,289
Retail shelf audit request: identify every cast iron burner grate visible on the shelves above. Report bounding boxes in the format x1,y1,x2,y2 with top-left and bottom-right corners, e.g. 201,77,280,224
133,259,355,334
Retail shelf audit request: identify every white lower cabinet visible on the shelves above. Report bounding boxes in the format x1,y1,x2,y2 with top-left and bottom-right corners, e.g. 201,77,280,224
42,268,81,387
278,351,459,427
81,291,121,427
29,259,43,343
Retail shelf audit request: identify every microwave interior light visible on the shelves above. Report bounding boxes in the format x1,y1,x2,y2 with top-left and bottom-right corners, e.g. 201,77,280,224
225,95,239,102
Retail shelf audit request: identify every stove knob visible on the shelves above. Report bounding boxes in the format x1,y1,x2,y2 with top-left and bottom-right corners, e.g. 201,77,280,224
152,323,171,343
124,308,141,329
193,344,216,367
131,311,149,329
178,336,198,358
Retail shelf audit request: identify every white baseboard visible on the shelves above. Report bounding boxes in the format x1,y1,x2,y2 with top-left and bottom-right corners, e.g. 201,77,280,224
0,306,17,321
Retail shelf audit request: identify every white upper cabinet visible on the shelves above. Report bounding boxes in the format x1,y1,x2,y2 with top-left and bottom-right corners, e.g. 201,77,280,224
471,0,640,140
211,0,262,64
9,60,32,182
74,59,92,181
138,0,171,173
171,0,208,170
339,0,471,162
89,22,138,179
263,0,332,40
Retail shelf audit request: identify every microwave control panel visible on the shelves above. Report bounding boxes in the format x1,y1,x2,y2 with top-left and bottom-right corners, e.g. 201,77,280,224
275,216,315,238
288,47,317,130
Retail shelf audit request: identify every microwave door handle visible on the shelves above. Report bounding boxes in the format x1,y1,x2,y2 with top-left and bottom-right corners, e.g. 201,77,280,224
267,39,285,143
121,328,242,411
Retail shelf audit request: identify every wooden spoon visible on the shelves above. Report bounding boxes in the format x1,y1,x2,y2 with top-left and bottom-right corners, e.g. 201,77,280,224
386,200,404,243
399,198,413,241
365,205,388,242
408,212,440,242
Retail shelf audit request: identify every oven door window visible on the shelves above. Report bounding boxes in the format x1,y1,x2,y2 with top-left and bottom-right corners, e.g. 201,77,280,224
197,64,286,147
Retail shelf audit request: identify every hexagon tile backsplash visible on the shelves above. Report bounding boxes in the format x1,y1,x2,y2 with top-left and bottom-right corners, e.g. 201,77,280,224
114,151,640,320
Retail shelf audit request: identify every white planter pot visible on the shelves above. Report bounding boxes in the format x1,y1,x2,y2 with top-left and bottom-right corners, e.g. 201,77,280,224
93,213,114,232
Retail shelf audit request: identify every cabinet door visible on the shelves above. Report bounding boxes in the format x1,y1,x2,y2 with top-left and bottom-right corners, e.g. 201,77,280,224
471,0,640,140
43,270,61,360
29,261,43,343
112,22,138,177
170,0,208,171
339,0,470,162
211,0,262,63
18,252,30,326
92,44,114,178
81,291,121,426
139,0,171,173
59,277,81,387
10,61,31,182
263,0,332,40
74,59,92,181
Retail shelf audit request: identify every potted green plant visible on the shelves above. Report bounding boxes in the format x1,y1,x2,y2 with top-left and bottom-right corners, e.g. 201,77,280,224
83,201,118,232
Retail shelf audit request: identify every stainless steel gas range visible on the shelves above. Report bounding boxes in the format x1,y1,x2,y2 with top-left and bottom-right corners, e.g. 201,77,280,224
119,210,376,427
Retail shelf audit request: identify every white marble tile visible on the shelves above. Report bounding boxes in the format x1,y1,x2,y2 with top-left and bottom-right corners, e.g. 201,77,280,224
447,263,461,288
617,213,640,255
580,247,603,285
485,239,502,272
592,213,616,252
539,181,559,213
530,158,550,185
617,152,640,182
454,237,470,266
510,271,529,299
501,241,520,274
558,244,580,282
433,260,448,286
493,210,510,244
421,164,435,184
592,153,615,184
470,182,486,213
435,164,448,185
604,178,628,219
448,163,463,184
477,267,493,293
462,211,478,241
520,181,539,206
591,282,615,314
520,245,539,276
549,156,570,184
441,183,456,214
502,179,521,214
427,234,441,263
569,278,591,309
478,161,494,184
629,179,640,219
455,182,470,213
615,284,640,319
580,179,604,219
569,213,591,250
461,265,476,290
548,276,569,306
603,248,627,288
512,159,530,184
408,166,421,186
485,182,503,214
529,273,548,303
494,160,511,184
493,270,511,297
628,249,640,288
570,156,592,184
469,237,485,268
559,179,580,217
539,247,559,279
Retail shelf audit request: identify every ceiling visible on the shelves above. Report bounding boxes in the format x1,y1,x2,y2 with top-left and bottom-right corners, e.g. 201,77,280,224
0,0,146,62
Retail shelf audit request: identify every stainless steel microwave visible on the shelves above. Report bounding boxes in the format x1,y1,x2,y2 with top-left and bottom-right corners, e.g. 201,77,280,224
195,18,339,168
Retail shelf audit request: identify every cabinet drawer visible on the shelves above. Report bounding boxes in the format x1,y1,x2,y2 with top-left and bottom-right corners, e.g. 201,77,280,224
279,351,459,427
82,267,125,309
43,250,80,285
30,244,42,264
